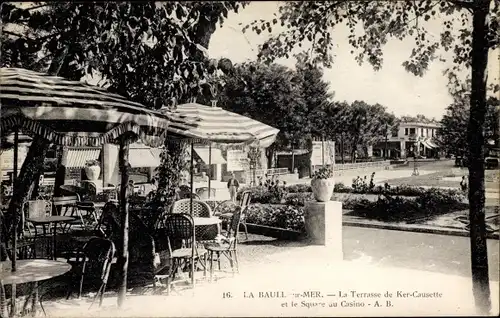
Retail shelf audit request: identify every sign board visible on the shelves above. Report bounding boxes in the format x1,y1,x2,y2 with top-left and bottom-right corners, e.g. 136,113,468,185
226,150,249,171
311,141,335,166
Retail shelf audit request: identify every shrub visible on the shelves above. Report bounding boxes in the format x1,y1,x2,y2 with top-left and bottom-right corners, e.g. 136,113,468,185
334,182,349,192
351,172,376,193
284,192,314,207
238,182,287,204
286,184,312,193
344,189,467,222
245,204,305,232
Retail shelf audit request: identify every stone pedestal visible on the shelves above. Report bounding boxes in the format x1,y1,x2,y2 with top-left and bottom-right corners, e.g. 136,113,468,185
304,200,343,260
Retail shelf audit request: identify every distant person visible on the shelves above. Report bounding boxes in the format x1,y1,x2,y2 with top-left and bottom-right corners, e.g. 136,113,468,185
150,178,158,192
227,172,240,202
460,176,468,192
127,180,135,196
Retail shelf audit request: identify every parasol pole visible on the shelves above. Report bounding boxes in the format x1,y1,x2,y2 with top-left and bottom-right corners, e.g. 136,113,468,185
321,136,325,167
12,129,18,270
117,140,130,308
208,144,212,199
190,142,194,215
10,129,18,318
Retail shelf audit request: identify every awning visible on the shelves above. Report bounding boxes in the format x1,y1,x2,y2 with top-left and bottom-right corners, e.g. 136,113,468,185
63,148,101,168
194,147,226,164
427,140,439,148
129,148,161,168
421,140,435,149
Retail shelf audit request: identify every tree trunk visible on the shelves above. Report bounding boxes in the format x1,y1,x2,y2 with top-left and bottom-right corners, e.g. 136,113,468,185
6,136,50,259
468,0,491,314
117,141,130,307
194,14,218,49
53,146,66,198
340,133,345,164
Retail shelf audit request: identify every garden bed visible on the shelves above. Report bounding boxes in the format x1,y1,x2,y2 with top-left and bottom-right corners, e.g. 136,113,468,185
245,223,303,240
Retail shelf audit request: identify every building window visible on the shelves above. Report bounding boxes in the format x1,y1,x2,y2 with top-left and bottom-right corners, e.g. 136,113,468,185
420,128,424,135
392,130,398,137
409,128,415,135
405,128,409,135
426,128,429,136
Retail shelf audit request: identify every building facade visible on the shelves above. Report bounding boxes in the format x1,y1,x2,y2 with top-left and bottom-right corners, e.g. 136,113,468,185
373,121,441,159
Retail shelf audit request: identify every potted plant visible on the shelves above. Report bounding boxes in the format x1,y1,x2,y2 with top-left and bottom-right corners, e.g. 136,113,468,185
84,159,101,181
311,166,334,202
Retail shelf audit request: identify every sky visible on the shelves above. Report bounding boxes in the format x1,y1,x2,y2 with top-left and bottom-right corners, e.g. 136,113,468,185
208,1,499,120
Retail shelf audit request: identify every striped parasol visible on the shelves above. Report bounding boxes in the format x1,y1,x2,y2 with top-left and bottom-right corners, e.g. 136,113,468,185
162,102,280,148
0,67,183,306
0,67,174,147
160,102,280,200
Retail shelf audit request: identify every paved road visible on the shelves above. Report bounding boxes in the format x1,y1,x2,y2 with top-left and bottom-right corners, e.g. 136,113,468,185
343,226,499,281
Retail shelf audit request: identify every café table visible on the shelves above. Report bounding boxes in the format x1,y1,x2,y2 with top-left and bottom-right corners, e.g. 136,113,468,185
26,216,75,260
193,217,222,226
193,217,222,241
0,259,71,317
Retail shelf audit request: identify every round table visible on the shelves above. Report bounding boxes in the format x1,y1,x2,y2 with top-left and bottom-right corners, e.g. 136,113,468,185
27,216,76,260
0,259,71,285
193,217,222,226
193,217,222,241
1,259,71,316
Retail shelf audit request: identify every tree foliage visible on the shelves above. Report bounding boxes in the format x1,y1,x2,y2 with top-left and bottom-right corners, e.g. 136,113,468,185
216,61,308,165
246,1,499,74
294,52,335,140
1,1,248,107
437,82,500,155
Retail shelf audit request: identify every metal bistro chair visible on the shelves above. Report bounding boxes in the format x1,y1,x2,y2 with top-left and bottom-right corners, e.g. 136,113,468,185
24,199,53,258
205,207,242,282
213,191,251,239
66,237,116,308
170,199,217,242
170,199,211,217
74,201,100,230
157,213,207,293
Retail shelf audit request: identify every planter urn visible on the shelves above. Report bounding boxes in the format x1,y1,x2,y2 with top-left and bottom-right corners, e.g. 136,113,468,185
85,165,101,181
311,178,335,202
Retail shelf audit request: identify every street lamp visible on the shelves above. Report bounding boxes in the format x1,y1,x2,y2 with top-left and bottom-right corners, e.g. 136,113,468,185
410,145,419,176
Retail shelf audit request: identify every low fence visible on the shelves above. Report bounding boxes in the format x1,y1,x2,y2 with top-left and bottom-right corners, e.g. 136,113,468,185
244,168,289,184
312,160,391,174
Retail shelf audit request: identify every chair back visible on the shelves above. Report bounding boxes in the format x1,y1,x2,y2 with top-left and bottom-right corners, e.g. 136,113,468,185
82,238,116,283
170,199,211,217
227,207,242,249
53,196,78,215
164,213,196,253
26,200,52,218
59,185,84,199
240,191,252,208
76,201,95,212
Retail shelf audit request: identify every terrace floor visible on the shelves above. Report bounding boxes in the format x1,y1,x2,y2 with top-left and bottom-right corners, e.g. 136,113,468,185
39,227,499,317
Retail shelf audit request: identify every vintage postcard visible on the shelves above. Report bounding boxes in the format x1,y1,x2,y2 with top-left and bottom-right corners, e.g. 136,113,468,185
0,1,499,317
